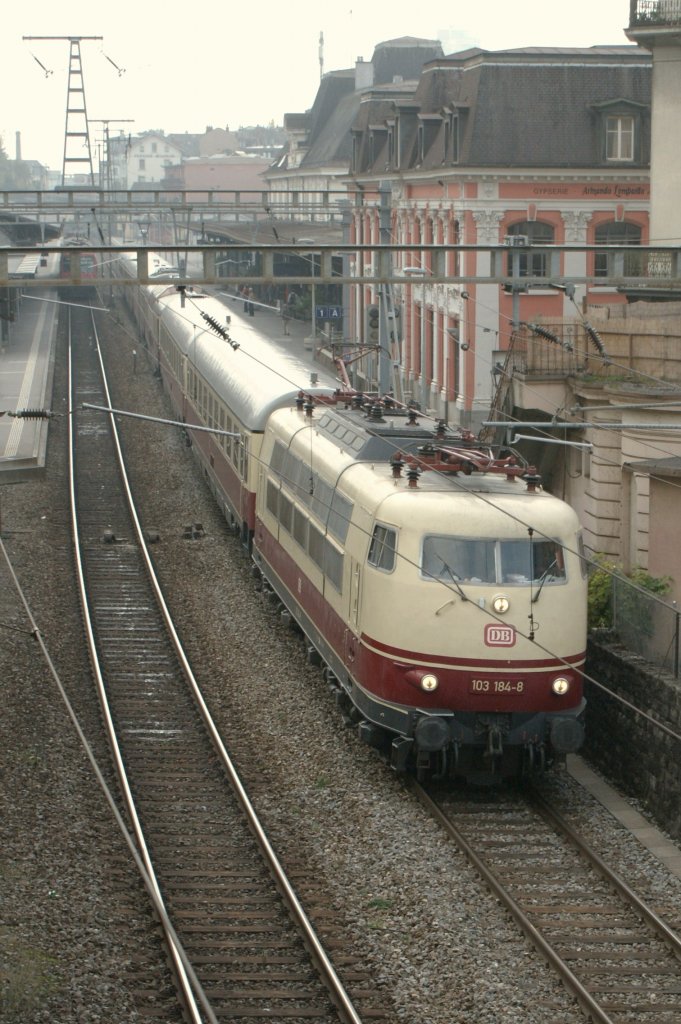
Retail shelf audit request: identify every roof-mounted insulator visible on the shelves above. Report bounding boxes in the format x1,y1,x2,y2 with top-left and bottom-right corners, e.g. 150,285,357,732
352,393,364,410
407,409,419,426
384,394,396,410
304,398,315,418
435,420,446,439
368,403,385,422
407,465,420,488
295,392,305,412
523,471,542,493
390,453,405,478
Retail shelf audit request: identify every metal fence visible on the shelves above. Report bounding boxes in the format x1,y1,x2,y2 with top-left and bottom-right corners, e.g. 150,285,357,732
610,574,680,678
630,0,681,27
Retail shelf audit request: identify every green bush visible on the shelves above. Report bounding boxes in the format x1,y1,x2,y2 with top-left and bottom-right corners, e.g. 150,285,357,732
587,554,671,632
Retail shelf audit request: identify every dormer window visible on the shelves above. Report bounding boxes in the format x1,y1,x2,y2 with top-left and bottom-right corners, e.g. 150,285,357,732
387,126,394,169
443,111,459,165
606,115,634,161
416,116,440,166
592,99,647,164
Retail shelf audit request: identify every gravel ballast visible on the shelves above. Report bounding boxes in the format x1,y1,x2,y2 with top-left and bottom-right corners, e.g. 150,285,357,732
3,299,681,1023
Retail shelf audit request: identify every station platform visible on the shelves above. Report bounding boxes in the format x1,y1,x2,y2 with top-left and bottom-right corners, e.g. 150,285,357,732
0,260,60,479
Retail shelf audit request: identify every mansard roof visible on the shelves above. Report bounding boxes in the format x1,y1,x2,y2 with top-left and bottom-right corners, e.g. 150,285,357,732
275,38,444,174
353,45,652,174
371,36,443,84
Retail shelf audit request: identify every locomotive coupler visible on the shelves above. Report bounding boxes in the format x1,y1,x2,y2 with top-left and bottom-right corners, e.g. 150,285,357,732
486,725,504,758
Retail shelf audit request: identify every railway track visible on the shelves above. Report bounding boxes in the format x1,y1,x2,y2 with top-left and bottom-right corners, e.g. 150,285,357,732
413,779,681,1024
67,304,386,1023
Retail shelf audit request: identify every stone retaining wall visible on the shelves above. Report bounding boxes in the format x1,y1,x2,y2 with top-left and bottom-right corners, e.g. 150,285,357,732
585,633,681,839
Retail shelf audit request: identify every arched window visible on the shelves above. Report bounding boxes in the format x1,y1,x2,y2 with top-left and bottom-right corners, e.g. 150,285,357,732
594,221,642,278
505,221,554,278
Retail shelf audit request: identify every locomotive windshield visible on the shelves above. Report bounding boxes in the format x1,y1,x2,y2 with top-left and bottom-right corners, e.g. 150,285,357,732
421,536,565,586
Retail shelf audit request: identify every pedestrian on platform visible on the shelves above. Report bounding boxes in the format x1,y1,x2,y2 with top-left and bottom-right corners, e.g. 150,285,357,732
280,299,290,335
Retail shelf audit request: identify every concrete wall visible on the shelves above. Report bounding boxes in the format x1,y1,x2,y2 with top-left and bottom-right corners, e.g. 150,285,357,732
585,636,681,839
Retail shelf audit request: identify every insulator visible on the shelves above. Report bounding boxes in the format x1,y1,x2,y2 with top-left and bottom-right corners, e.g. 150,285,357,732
201,312,229,339
526,322,561,346
14,408,54,420
584,322,610,362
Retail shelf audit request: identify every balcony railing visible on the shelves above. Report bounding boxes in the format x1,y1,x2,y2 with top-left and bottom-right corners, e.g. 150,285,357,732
630,0,681,27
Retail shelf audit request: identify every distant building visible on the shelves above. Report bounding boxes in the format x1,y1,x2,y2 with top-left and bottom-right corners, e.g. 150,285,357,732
163,154,272,196
108,132,184,189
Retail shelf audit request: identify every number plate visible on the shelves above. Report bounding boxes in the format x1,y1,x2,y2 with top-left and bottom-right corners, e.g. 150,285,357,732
469,678,525,694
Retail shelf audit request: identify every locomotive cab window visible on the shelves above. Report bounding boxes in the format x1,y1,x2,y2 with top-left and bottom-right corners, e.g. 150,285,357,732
421,536,565,586
368,524,397,572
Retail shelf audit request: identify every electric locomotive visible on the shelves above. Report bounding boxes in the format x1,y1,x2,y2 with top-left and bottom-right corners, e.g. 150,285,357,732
58,236,99,300
253,398,586,782
119,267,587,783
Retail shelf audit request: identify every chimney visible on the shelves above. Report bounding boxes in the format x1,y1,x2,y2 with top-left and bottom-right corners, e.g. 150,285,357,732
15,132,21,161
355,57,374,91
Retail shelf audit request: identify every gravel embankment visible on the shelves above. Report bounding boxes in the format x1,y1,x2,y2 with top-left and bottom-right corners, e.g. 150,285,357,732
3,298,681,1023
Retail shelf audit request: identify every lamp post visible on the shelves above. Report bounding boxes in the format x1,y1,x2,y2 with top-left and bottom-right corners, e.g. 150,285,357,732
403,266,428,411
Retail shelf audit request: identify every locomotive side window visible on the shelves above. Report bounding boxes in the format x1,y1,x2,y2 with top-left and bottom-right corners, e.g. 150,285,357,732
266,479,279,517
325,543,344,591
308,522,325,569
422,536,566,586
328,491,352,543
271,440,286,475
293,506,308,549
311,478,333,526
279,492,293,532
368,525,397,572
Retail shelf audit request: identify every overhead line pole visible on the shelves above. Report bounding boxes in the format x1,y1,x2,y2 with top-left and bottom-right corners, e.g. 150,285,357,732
23,36,103,186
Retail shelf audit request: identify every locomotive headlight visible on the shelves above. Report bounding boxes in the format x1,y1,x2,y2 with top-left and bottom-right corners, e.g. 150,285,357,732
420,673,439,692
492,595,510,614
551,676,570,696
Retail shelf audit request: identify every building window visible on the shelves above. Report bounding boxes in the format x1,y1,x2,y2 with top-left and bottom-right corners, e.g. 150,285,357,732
387,126,394,169
416,118,440,166
443,113,459,165
505,221,554,278
139,158,146,170
152,142,157,154
606,116,634,161
594,221,642,277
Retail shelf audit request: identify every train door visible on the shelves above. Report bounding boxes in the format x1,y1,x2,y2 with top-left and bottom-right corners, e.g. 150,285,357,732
349,557,362,628
344,557,362,668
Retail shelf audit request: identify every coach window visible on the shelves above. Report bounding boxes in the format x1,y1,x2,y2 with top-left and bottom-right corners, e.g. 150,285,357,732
368,524,397,572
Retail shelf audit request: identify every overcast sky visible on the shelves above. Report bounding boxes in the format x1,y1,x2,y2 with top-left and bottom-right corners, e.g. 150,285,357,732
3,0,634,171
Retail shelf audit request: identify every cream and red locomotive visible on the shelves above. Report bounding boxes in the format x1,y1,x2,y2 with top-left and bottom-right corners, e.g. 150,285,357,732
118,259,587,782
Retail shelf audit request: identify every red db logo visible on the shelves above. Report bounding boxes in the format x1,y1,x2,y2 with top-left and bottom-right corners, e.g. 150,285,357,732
484,624,516,647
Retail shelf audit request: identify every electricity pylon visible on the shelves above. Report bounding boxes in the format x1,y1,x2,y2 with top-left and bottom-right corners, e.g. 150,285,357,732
23,35,102,185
